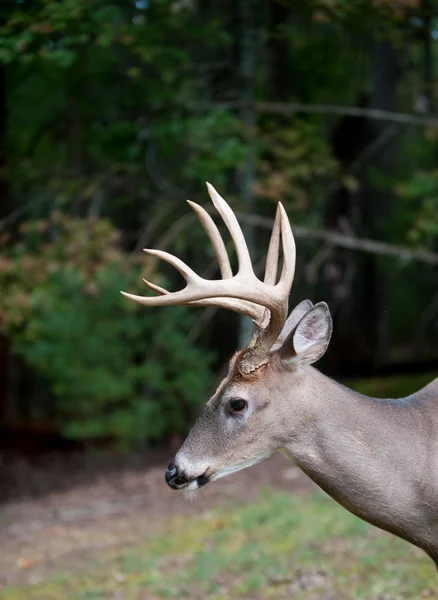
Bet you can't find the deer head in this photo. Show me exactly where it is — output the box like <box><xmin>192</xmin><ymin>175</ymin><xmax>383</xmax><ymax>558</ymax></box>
<box><xmin>122</xmin><ymin>183</ymin><xmax>332</xmax><ymax>491</ymax></box>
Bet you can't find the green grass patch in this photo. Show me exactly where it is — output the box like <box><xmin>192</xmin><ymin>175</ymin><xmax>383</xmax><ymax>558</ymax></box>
<box><xmin>3</xmin><ymin>489</ymin><xmax>437</xmax><ymax>599</ymax></box>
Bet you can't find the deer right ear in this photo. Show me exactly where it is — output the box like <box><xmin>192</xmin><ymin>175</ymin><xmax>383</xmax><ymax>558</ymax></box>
<box><xmin>280</xmin><ymin>302</ymin><xmax>332</xmax><ymax>367</ymax></box>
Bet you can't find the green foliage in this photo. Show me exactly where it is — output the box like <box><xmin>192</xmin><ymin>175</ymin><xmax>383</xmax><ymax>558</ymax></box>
<box><xmin>0</xmin><ymin>0</ymin><xmax>247</xmax><ymax>267</ymax></box>
<box><xmin>396</xmin><ymin>170</ymin><xmax>438</xmax><ymax>246</ymax></box>
<box><xmin>255</xmin><ymin>120</ymin><xmax>341</xmax><ymax>215</ymax></box>
<box><xmin>0</xmin><ymin>215</ymin><xmax>214</xmax><ymax>445</ymax></box>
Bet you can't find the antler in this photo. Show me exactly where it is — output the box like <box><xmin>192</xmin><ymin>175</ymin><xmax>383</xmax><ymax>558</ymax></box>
<box><xmin>121</xmin><ymin>183</ymin><xmax>296</xmax><ymax>373</ymax></box>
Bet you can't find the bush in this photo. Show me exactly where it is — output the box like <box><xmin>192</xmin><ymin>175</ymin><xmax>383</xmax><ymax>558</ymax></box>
<box><xmin>0</xmin><ymin>215</ymin><xmax>214</xmax><ymax>446</ymax></box>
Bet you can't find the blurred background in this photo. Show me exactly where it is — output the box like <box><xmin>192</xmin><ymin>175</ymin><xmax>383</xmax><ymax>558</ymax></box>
<box><xmin>1</xmin><ymin>0</ymin><xmax>438</xmax><ymax>597</ymax></box>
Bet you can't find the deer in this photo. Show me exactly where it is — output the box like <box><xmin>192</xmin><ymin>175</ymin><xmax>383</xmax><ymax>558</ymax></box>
<box><xmin>122</xmin><ymin>183</ymin><xmax>438</xmax><ymax>569</ymax></box>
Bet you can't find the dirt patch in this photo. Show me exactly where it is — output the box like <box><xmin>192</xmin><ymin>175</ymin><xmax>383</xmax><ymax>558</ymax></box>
<box><xmin>0</xmin><ymin>450</ymin><xmax>316</xmax><ymax>587</ymax></box>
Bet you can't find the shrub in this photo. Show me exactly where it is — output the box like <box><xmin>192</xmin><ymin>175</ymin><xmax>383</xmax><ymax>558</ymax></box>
<box><xmin>0</xmin><ymin>214</ymin><xmax>214</xmax><ymax>446</ymax></box>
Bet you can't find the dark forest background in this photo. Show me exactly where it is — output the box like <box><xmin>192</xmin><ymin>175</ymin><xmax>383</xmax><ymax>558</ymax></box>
<box><xmin>0</xmin><ymin>0</ymin><xmax>437</xmax><ymax>452</ymax></box>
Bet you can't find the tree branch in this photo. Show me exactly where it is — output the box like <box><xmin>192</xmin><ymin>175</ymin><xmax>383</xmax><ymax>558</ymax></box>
<box><xmin>254</xmin><ymin>101</ymin><xmax>438</xmax><ymax>128</ymax></box>
<box><xmin>193</xmin><ymin>100</ymin><xmax>438</xmax><ymax>128</ymax></box>
<box><xmin>141</xmin><ymin>209</ymin><xmax>438</xmax><ymax>266</ymax></box>
<box><xmin>239</xmin><ymin>213</ymin><xmax>438</xmax><ymax>266</ymax></box>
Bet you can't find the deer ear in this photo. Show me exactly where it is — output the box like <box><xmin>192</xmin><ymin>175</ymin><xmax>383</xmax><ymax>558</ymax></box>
<box><xmin>271</xmin><ymin>299</ymin><xmax>313</xmax><ymax>351</ymax></box>
<box><xmin>280</xmin><ymin>302</ymin><xmax>332</xmax><ymax>367</ymax></box>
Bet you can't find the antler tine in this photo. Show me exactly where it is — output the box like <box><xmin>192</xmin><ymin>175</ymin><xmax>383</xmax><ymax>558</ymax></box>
<box><xmin>238</xmin><ymin>203</ymin><xmax>296</xmax><ymax>374</ymax></box>
<box><xmin>263</xmin><ymin>204</ymin><xmax>281</xmax><ymax>286</ymax></box>
<box><xmin>277</xmin><ymin>203</ymin><xmax>296</xmax><ymax>292</ymax></box>
<box><xmin>143</xmin><ymin>279</ymin><xmax>169</xmax><ymax>295</ymax></box>
<box><xmin>206</xmin><ymin>182</ymin><xmax>254</xmax><ymax>276</ymax></box>
<box><xmin>121</xmin><ymin>247</ymin><xmax>204</xmax><ymax>304</ymax></box>
<box><xmin>143</xmin><ymin>249</ymin><xmax>200</xmax><ymax>283</ymax></box>
<box><xmin>186</xmin><ymin>200</ymin><xmax>233</xmax><ymax>280</ymax></box>
<box><xmin>140</xmin><ymin>201</ymin><xmax>263</xmax><ymax>321</ymax></box>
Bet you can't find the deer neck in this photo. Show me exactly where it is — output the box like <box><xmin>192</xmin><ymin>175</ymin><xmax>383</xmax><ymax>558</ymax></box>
<box><xmin>279</xmin><ymin>367</ymin><xmax>436</xmax><ymax>545</ymax></box>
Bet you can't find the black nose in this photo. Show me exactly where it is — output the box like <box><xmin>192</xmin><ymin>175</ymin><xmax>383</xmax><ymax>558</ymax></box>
<box><xmin>165</xmin><ymin>460</ymin><xmax>188</xmax><ymax>490</ymax></box>
<box><xmin>166</xmin><ymin>460</ymin><xmax>177</xmax><ymax>481</ymax></box>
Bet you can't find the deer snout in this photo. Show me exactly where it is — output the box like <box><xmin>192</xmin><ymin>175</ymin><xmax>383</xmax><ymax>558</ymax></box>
<box><xmin>165</xmin><ymin>459</ymin><xmax>210</xmax><ymax>490</ymax></box>
<box><xmin>165</xmin><ymin>460</ymin><xmax>181</xmax><ymax>489</ymax></box>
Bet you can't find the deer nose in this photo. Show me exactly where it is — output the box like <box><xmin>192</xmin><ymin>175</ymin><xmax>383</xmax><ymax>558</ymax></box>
<box><xmin>165</xmin><ymin>460</ymin><xmax>187</xmax><ymax>489</ymax></box>
<box><xmin>166</xmin><ymin>461</ymin><xmax>177</xmax><ymax>479</ymax></box>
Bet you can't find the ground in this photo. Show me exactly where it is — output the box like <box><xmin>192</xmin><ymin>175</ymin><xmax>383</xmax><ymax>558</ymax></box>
<box><xmin>1</xmin><ymin>450</ymin><xmax>437</xmax><ymax>599</ymax></box>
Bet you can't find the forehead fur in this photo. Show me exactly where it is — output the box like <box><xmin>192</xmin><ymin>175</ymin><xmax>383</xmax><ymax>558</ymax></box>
<box><xmin>208</xmin><ymin>350</ymin><xmax>275</xmax><ymax>407</ymax></box>
<box><xmin>211</xmin><ymin>351</ymin><xmax>264</xmax><ymax>401</ymax></box>
<box><xmin>228</xmin><ymin>350</ymin><xmax>269</xmax><ymax>384</ymax></box>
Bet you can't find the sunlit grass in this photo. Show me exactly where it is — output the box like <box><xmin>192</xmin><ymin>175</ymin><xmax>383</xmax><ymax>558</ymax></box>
<box><xmin>3</xmin><ymin>488</ymin><xmax>437</xmax><ymax>599</ymax></box>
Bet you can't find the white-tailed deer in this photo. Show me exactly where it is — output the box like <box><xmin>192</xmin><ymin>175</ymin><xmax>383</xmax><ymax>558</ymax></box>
<box><xmin>122</xmin><ymin>183</ymin><xmax>438</xmax><ymax>569</ymax></box>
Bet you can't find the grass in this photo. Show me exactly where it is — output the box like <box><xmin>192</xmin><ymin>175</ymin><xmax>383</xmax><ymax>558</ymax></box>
<box><xmin>3</xmin><ymin>488</ymin><xmax>437</xmax><ymax>600</ymax></box>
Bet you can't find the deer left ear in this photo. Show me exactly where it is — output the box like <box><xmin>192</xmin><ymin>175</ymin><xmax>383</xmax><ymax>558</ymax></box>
<box><xmin>280</xmin><ymin>302</ymin><xmax>333</xmax><ymax>367</ymax></box>
<box><xmin>271</xmin><ymin>299</ymin><xmax>313</xmax><ymax>352</ymax></box>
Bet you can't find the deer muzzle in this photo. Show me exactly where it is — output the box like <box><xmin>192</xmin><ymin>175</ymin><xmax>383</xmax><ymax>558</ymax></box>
<box><xmin>165</xmin><ymin>459</ymin><xmax>209</xmax><ymax>490</ymax></box>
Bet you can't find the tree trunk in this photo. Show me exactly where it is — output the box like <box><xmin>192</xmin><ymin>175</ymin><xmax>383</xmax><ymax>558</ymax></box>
<box><xmin>323</xmin><ymin>39</ymin><xmax>399</xmax><ymax>376</ymax></box>
<box><xmin>364</xmin><ymin>39</ymin><xmax>399</xmax><ymax>368</ymax></box>
<box><xmin>0</xmin><ymin>63</ymin><xmax>10</xmax><ymax>424</ymax></box>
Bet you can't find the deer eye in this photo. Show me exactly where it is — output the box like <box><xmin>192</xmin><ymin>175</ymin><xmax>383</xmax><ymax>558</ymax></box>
<box><xmin>228</xmin><ymin>398</ymin><xmax>248</xmax><ymax>413</ymax></box>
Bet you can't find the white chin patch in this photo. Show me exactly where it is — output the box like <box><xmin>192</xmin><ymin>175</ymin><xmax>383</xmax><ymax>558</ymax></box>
<box><xmin>211</xmin><ymin>454</ymin><xmax>269</xmax><ymax>482</ymax></box>
<box><xmin>184</xmin><ymin>480</ymin><xmax>200</xmax><ymax>491</ymax></box>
